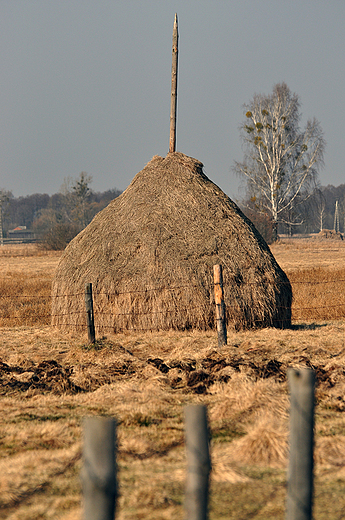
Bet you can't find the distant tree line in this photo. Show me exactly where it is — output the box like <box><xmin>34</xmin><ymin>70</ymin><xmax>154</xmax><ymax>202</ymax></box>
<box><xmin>0</xmin><ymin>173</ymin><xmax>122</xmax><ymax>249</ymax></box>
<box><xmin>240</xmin><ymin>183</ymin><xmax>345</xmax><ymax>243</ymax></box>
<box><xmin>1</xmin><ymin>164</ymin><xmax>344</xmax><ymax>250</ymax></box>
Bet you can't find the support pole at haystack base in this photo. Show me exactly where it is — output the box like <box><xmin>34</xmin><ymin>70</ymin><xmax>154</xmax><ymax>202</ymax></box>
<box><xmin>286</xmin><ymin>368</ymin><xmax>315</xmax><ymax>520</ymax></box>
<box><xmin>169</xmin><ymin>13</ymin><xmax>178</xmax><ymax>153</ymax></box>
<box><xmin>214</xmin><ymin>264</ymin><xmax>227</xmax><ymax>347</ymax></box>
<box><xmin>81</xmin><ymin>416</ymin><xmax>117</xmax><ymax>520</ymax></box>
<box><xmin>184</xmin><ymin>405</ymin><xmax>211</xmax><ymax>520</ymax></box>
<box><xmin>85</xmin><ymin>283</ymin><xmax>96</xmax><ymax>344</ymax></box>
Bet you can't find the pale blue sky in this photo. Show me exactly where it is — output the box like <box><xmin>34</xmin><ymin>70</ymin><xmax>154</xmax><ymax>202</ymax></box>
<box><xmin>1</xmin><ymin>1</ymin><xmax>344</xmax><ymax>197</ymax></box>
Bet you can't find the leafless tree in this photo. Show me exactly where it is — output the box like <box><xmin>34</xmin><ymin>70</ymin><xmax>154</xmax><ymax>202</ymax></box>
<box><xmin>60</xmin><ymin>172</ymin><xmax>93</xmax><ymax>228</ymax></box>
<box><xmin>234</xmin><ymin>83</ymin><xmax>325</xmax><ymax>240</ymax></box>
<box><xmin>0</xmin><ymin>189</ymin><xmax>12</xmax><ymax>245</ymax></box>
<box><xmin>313</xmin><ymin>188</ymin><xmax>326</xmax><ymax>232</ymax></box>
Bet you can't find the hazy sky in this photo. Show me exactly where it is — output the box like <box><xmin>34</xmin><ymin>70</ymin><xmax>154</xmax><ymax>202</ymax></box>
<box><xmin>1</xmin><ymin>1</ymin><xmax>344</xmax><ymax>198</ymax></box>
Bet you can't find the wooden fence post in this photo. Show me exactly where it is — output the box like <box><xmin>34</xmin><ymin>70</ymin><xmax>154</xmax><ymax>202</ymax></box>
<box><xmin>85</xmin><ymin>283</ymin><xmax>95</xmax><ymax>344</ymax></box>
<box><xmin>184</xmin><ymin>404</ymin><xmax>211</xmax><ymax>520</ymax></box>
<box><xmin>286</xmin><ymin>368</ymin><xmax>315</xmax><ymax>520</ymax></box>
<box><xmin>213</xmin><ymin>264</ymin><xmax>227</xmax><ymax>347</ymax></box>
<box><xmin>81</xmin><ymin>417</ymin><xmax>117</xmax><ymax>520</ymax></box>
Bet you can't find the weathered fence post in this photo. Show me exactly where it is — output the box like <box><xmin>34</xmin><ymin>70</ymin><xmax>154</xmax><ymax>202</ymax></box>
<box><xmin>81</xmin><ymin>417</ymin><xmax>117</xmax><ymax>520</ymax></box>
<box><xmin>184</xmin><ymin>404</ymin><xmax>211</xmax><ymax>520</ymax></box>
<box><xmin>85</xmin><ymin>283</ymin><xmax>95</xmax><ymax>344</ymax></box>
<box><xmin>213</xmin><ymin>264</ymin><xmax>227</xmax><ymax>347</ymax></box>
<box><xmin>286</xmin><ymin>368</ymin><xmax>315</xmax><ymax>520</ymax></box>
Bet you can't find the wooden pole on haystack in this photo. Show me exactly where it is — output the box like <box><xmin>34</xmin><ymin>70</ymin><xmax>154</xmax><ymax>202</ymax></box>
<box><xmin>169</xmin><ymin>13</ymin><xmax>179</xmax><ymax>153</ymax></box>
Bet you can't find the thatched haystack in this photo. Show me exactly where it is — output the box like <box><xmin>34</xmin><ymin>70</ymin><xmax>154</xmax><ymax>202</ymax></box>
<box><xmin>315</xmin><ymin>229</ymin><xmax>344</xmax><ymax>240</ymax></box>
<box><xmin>52</xmin><ymin>152</ymin><xmax>292</xmax><ymax>333</ymax></box>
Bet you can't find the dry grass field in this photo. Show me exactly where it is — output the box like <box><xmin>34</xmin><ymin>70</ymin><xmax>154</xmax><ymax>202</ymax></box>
<box><xmin>0</xmin><ymin>240</ymin><xmax>345</xmax><ymax>519</ymax></box>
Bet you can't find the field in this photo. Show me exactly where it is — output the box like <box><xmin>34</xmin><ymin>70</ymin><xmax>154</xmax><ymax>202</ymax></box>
<box><xmin>0</xmin><ymin>240</ymin><xmax>345</xmax><ymax>519</ymax></box>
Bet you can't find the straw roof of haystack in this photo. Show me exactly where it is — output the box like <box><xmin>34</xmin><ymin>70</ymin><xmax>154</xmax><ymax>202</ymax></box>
<box><xmin>51</xmin><ymin>152</ymin><xmax>292</xmax><ymax>333</ymax></box>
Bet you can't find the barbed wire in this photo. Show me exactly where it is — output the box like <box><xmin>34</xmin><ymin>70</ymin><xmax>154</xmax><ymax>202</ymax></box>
<box><xmin>1</xmin><ymin>274</ymin><xmax>345</xmax><ymax>330</ymax></box>
<box><xmin>1</xmin><ymin>301</ymin><xmax>345</xmax><ymax>322</ymax></box>
<box><xmin>1</xmin><ymin>277</ymin><xmax>345</xmax><ymax>301</ymax></box>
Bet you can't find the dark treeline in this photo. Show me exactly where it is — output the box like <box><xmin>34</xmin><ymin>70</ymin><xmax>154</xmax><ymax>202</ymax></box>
<box><xmin>1</xmin><ymin>173</ymin><xmax>122</xmax><ymax>249</ymax></box>
<box><xmin>3</xmin><ymin>189</ymin><xmax>122</xmax><ymax>232</ymax></box>
<box><xmin>240</xmin><ymin>183</ymin><xmax>345</xmax><ymax>243</ymax></box>
<box><xmin>300</xmin><ymin>184</ymin><xmax>345</xmax><ymax>234</ymax></box>
<box><xmin>1</xmin><ymin>177</ymin><xmax>344</xmax><ymax>248</ymax></box>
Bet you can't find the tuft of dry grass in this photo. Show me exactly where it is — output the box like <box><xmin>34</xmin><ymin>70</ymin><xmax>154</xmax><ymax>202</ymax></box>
<box><xmin>228</xmin><ymin>414</ymin><xmax>288</xmax><ymax>468</ymax></box>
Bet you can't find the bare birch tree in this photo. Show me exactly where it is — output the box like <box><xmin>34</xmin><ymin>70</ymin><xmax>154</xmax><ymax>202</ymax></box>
<box><xmin>313</xmin><ymin>188</ymin><xmax>326</xmax><ymax>232</ymax></box>
<box><xmin>234</xmin><ymin>83</ymin><xmax>325</xmax><ymax>240</ymax></box>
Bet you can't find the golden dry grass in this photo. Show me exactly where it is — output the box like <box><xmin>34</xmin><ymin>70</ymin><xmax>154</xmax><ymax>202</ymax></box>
<box><xmin>0</xmin><ymin>246</ymin><xmax>59</xmax><ymax>327</ymax></box>
<box><xmin>1</xmin><ymin>240</ymin><xmax>345</xmax><ymax>328</ymax></box>
<box><xmin>271</xmin><ymin>239</ymin><xmax>345</xmax><ymax>322</ymax></box>
<box><xmin>270</xmin><ymin>238</ymin><xmax>345</xmax><ymax>271</ymax></box>
<box><xmin>1</xmin><ymin>240</ymin><xmax>345</xmax><ymax>519</ymax></box>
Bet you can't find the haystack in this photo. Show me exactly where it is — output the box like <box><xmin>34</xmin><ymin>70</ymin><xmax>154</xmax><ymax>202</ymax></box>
<box><xmin>315</xmin><ymin>229</ymin><xmax>344</xmax><ymax>240</ymax></box>
<box><xmin>51</xmin><ymin>152</ymin><xmax>292</xmax><ymax>333</ymax></box>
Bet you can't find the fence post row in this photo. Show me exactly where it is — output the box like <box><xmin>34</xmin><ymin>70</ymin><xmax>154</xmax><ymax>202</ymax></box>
<box><xmin>213</xmin><ymin>264</ymin><xmax>227</xmax><ymax>347</ymax></box>
<box><xmin>286</xmin><ymin>368</ymin><xmax>315</xmax><ymax>520</ymax></box>
<box><xmin>81</xmin><ymin>378</ymin><xmax>316</xmax><ymax>520</ymax></box>
<box><xmin>184</xmin><ymin>404</ymin><xmax>211</xmax><ymax>520</ymax></box>
<box><xmin>81</xmin><ymin>417</ymin><xmax>118</xmax><ymax>520</ymax></box>
<box><xmin>85</xmin><ymin>283</ymin><xmax>96</xmax><ymax>344</ymax></box>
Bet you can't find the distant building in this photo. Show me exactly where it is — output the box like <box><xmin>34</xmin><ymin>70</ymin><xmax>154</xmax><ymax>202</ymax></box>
<box><xmin>8</xmin><ymin>226</ymin><xmax>35</xmax><ymax>240</ymax></box>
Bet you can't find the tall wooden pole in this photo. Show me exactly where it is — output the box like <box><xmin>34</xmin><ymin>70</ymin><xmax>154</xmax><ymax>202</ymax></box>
<box><xmin>169</xmin><ymin>13</ymin><xmax>178</xmax><ymax>153</ymax></box>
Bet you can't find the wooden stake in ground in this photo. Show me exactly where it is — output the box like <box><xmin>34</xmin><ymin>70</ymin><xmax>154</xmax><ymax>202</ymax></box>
<box><xmin>286</xmin><ymin>368</ymin><xmax>315</xmax><ymax>520</ymax></box>
<box><xmin>184</xmin><ymin>405</ymin><xmax>211</xmax><ymax>520</ymax></box>
<box><xmin>169</xmin><ymin>13</ymin><xmax>178</xmax><ymax>153</ymax></box>
<box><xmin>85</xmin><ymin>283</ymin><xmax>96</xmax><ymax>344</ymax></box>
<box><xmin>214</xmin><ymin>264</ymin><xmax>227</xmax><ymax>347</ymax></box>
<box><xmin>81</xmin><ymin>417</ymin><xmax>117</xmax><ymax>520</ymax></box>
